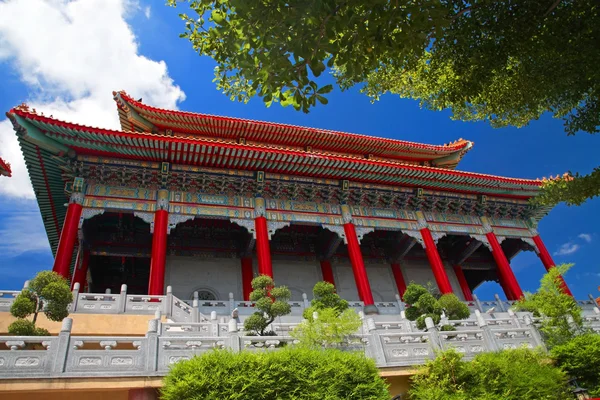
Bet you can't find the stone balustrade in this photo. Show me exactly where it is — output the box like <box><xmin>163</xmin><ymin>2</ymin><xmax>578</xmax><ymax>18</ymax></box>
<box><xmin>0</xmin><ymin>306</ymin><xmax>562</xmax><ymax>380</ymax></box>
<box><xmin>1</xmin><ymin>281</ymin><xmax>599</xmax><ymax>328</ymax></box>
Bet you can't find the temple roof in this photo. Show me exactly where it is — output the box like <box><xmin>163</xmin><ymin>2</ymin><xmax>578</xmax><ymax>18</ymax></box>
<box><xmin>114</xmin><ymin>91</ymin><xmax>473</xmax><ymax>169</ymax></box>
<box><xmin>0</xmin><ymin>157</ymin><xmax>11</xmax><ymax>177</ymax></box>
<box><xmin>6</xmin><ymin>97</ymin><xmax>547</xmax><ymax>256</ymax></box>
<box><xmin>6</xmin><ymin>104</ymin><xmax>543</xmax><ymax>199</ymax></box>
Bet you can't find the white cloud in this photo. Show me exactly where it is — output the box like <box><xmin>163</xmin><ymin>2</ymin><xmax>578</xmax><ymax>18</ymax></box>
<box><xmin>0</xmin><ymin>0</ymin><xmax>185</xmax><ymax>199</ymax></box>
<box><xmin>144</xmin><ymin>5</ymin><xmax>151</xmax><ymax>19</ymax></box>
<box><xmin>553</xmin><ymin>242</ymin><xmax>580</xmax><ymax>256</ymax></box>
<box><xmin>0</xmin><ymin>206</ymin><xmax>51</xmax><ymax>256</ymax></box>
<box><xmin>578</xmin><ymin>233</ymin><xmax>592</xmax><ymax>243</ymax></box>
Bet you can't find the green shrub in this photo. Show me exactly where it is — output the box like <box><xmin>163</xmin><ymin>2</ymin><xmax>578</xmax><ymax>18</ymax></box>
<box><xmin>8</xmin><ymin>319</ymin><xmax>37</xmax><ymax>336</ymax></box>
<box><xmin>161</xmin><ymin>348</ymin><xmax>389</xmax><ymax>400</ymax></box>
<box><xmin>292</xmin><ymin>307</ymin><xmax>361</xmax><ymax>348</ymax></box>
<box><xmin>410</xmin><ymin>348</ymin><xmax>570</xmax><ymax>400</ymax></box>
<box><xmin>551</xmin><ymin>334</ymin><xmax>600</xmax><ymax>396</ymax></box>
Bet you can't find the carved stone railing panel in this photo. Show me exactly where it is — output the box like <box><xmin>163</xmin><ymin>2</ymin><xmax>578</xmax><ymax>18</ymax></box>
<box><xmin>378</xmin><ymin>332</ymin><xmax>435</xmax><ymax>367</ymax></box>
<box><xmin>65</xmin><ymin>337</ymin><xmax>145</xmax><ymax>374</ymax></box>
<box><xmin>157</xmin><ymin>336</ymin><xmax>226</xmax><ymax>372</ymax></box>
<box><xmin>0</xmin><ymin>337</ymin><xmax>56</xmax><ymax>377</ymax></box>
<box><xmin>0</xmin><ymin>291</ymin><xmax>20</xmax><ymax>311</ymax></box>
<box><xmin>74</xmin><ymin>293</ymin><xmax>120</xmax><ymax>314</ymax></box>
<box><xmin>438</xmin><ymin>329</ymin><xmax>487</xmax><ymax>360</ymax></box>
<box><xmin>171</xmin><ymin>297</ymin><xmax>194</xmax><ymax>323</ymax></box>
<box><xmin>490</xmin><ymin>328</ymin><xmax>538</xmax><ymax>350</ymax></box>
<box><xmin>161</xmin><ymin>323</ymin><xmax>218</xmax><ymax>337</ymax></box>
<box><xmin>125</xmin><ymin>295</ymin><xmax>165</xmax><ymax>314</ymax></box>
<box><xmin>374</xmin><ymin>302</ymin><xmax>399</xmax><ymax>315</ymax></box>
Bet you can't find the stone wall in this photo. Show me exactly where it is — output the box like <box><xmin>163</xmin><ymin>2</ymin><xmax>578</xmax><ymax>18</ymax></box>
<box><xmin>164</xmin><ymin>255</ymin><xmax>466</xmax><ymax>302</ymax></box>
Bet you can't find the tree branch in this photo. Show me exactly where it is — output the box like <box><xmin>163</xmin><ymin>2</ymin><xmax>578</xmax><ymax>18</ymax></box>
<box><xmin>543</xmin><ymin>0</ymin><xmax>562</xmax><ymax>17</ymax></box>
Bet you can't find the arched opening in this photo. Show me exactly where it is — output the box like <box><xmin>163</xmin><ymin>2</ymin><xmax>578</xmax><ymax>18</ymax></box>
<box><xmin>82</xmin><ymin>212</ymin><xmax>152</xmax><ymax>294</ymax></box>
<box><xmin>269</xmin><ymin>223</ymin><xmax>334</xmax><ymax>300</ymax></box>
<box><xmin>166</xmin><ymin>217</ymin><xmax>251</xmax><ymax>301</ymax></box>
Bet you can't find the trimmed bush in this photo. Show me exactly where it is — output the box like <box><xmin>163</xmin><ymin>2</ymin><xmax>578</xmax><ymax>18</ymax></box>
<box><xmin>161</xmin><ymin>348</ymin><xmax>389</xmax><ymax>400</ymax></box>
<box><xmin>410</xmin><ymin>348</ymin><xmax>570</xmax><ymax>400</ymax></box>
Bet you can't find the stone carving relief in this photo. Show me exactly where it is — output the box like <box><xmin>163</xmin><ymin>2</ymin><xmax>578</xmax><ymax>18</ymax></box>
<box><xmin>355</xmin><ymin>227</ymin><xmax>374</xmax><ymax>243</ymax></box>
<box><xmin>79</xmin><ymin>208</ymin><xmax>105</xmax><ymax>228</ymax></box>
<box><xmin>134</xmin><ymin>212</ymin><xmax>155</xmax><ymax>233</ymax></box>
<box><xmin>111</xmin><ymin>357</ymin><xmax>133</xmax><ymax>366</ymax></box>
<box><xmin>321</xmin><ymin>224</ymin><xmax>347</xmax><ymax>244</ymax></box>
<box><xmin>79</xmin><ymin>357</ymin><xmax>102</xmax><ymax>366</ymax></box>
<box><xmin>167</xmin><ymin>214</ymin><xmax>195</xmax><ymax>234</ymax></box>
<box><xmin>471</xmin><ymin>235</ymin><xmax>492</xmax><ymax>251</ymax></box>
<box><xmin>403</xmin><ymin>230</ymin><xmax>425</xmax><ymax>248</ymax></box>
<box><xmin>231</xmin><ymin>218</ymin><xmax>256</xmax><ymax>239</ymax></box>
<box><xmin>430</xmin><ymin>231</ymin><xmax>447</xmax><ymax>245</ymax></box>
<box><xmin>15</xmin><ymin>357</ymin><xmax>40</xmax><ymax>367</ymax></box>
<box><xmin>390</xmin><ymin>348</ymin><xmax>408</xmax><ymax>357</ymax></box>
<box><xmin>267</xmin><ymin>221</ymin><xmax>291</xmax><ymax>240</ymax></box>
<box><xmin>521</xmin><ymin>238</ymin><xmax>539</xmax><ymax>254</ymax></box>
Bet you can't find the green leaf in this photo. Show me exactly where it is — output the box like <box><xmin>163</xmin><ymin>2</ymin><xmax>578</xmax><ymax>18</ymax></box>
<box><xmin>317</xmin><ymin>84</ymin><xmax>333</xmax><ymax>94</ymax></box>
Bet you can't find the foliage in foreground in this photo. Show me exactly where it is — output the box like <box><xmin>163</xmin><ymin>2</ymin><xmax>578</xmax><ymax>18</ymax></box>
<box><xmin>161</xmin><ymin>348</ymin><xmax>389</xmax><ymax>400</ymax></box>
<box><xmin>167</xmin><ymin>0</ymin><xmax>599</xmax><ymax>207</ymax></box>
<box><xmin>403</xmin><ymin>283</ymin><xmax>469</xmax><ymax>330</ymax></box>
<box><xmin>293</xmin><ymin>281</ymin><xmax>361</xmax><ymax>348</ymax></box>
<box><xmin>515</xmin><ymin>264</ymin><xmax>584</xmax><ymax>348</ymax></box>
<box><xmin>9</xmin><ymin>271</ymin><xmax>72</xmax><ymax>336</ymax></box>
<box><xmin>243</xmin><ymin>275</ymin><xmax>291</xmax><ymax>336</ymax></box>
<box><xmin>410</xmin><ymin>348</ymin><xmax>570</xmax><ymax>400</ymax></box>
<box><xmin>551</xmin><ymin>334</ymin><xmax>600</xmax><ymax>397</ymax></box>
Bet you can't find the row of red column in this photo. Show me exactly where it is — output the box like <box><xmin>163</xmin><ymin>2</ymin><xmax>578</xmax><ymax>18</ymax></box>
<box><xmin>52</xmin><ymin>194</ymin><xmax>572</xmax><ymax>301</ymax></box>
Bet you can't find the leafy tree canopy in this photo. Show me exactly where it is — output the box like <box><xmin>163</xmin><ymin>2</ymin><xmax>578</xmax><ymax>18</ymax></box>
<box><xmin>551</xmin><ymin>334</ymin><xmax>600</xmax><ymax>397</ymax></box>
<box><xmin>161</xmin><ymin>348</ymin><xmax>390</xmax><ymax>400</ymax></box>
<box><xmin>293</xmin><ymin>281</ymin><xmax>360</xmax><ymax>348</ymax></box>
<box><xmin>515</xmin><ymin>264</ymin><xmax>584</xmax><ymax>348</ymax></box>
<box><xmin>403</xmin><ymin>283</ymin><xmax>469</xmax><ymax>330</ymax></box>
<box><xmin>168</xmin><ymin>0</ymin><xmax>599</xmax><ymax>206</ymax></box>
<box><xmin>243</xmin><ymin>275</ymin><xmax>291</xmax><ymax>336</ymax></box>
<box><xmin>9</xmin><ymin>271</ymin><xmax>72</xmax><ymax>336</ymax></box>
<box><xmin>410</xmin><ymin>348</ymin><xmax>570</xmax><ymax>400</ymax></box>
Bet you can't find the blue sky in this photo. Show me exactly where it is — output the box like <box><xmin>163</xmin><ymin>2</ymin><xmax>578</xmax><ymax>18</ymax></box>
<box><xmin>0</xmin><ymin>0</ymin><xmax>598</xmax><ymax>300</ymax></box>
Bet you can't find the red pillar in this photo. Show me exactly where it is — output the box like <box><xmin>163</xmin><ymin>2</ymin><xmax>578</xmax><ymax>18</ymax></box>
<box><xmin>254</xmin><ymin>216</ymin><xmax>273</xmax><ymax>277</ymax></box>
<box><xmin>71</xmin><ymin>249</ymin><xmax>90</xmax><ymax>290</ymax></box>
<box><xmin>452</xmin><ymin>265</ymin><xmax>474</xmax><ymax>301</ymax></box>
<box><xmin>498</xmin><ymin>274</ymin><xmax>516</xmax><ymax>301</ymax></box>
<box><xmin>486</xmin><ymin>232</ymin><xmax>524</xmax><ymax>299</ymax></box>
<box><xmin>241</xmin><ymin>257</ymin><xmax>254</xmax><ymax>301</ymax></box>
<box><xmin>390</xmin><ymin>263</ymin><xmax>407</xmax><ymax>299</ymax></box>
<box><xmin>532</xmin><ymin>235</ymin><xmax>573</xmax><ymax>297</ymax></box>
<box><xmin>420</xmin><ymin>227</ymin><xmax>453</xmax><ymax>294</ymax></box>
<box><xmin>343</xmin><ymin>223</ymin><xmax>376</xmax><ymax>312</ymax></box>
<box><xmin>148</xmin><ymin>209</ymin><xmax>168</xmax><ymax>295</ymax></box>
<box><xmin>320</xmin><ymin>260</ymin><xmax>335</xmax><ymax>286</ymax></box>
<box><xmin>53</xmin><ymin>198</ymin><xmax>83</xmax><ymax>279</ymax></box>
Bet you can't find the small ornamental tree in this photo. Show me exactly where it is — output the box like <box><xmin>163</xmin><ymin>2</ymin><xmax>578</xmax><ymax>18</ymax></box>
<box><xmin>243</xmin><ymin>275</ymin><xmax>291</xmax><ymax>336</ymax></box>
<box><xmin>9</xmin><ymin>271</ymin><xmax>73</xmax><ymax>336</ymax></box>
<box><xmin>515</xmin><ymin>264</ymin><xmax>584</xmax><ymax>348</ymax></box>
<box><xmin>293</xmin><ymin>281</ymin><xmax>361</xmax><ymax>348</ymax></box>
<box><xmin>304</xmin><ymin>281</ymin><xmax>349</xmax><ymax>317</ymax></box>
<box><xmin>161</xmin><ymin>348</ymin><xmax>390</xmax><ymax>400</ymax></box>
<box><xmin>403</xmin><ymin>283</ymin><xmax>469</xmax><ymax>331</ymax></box>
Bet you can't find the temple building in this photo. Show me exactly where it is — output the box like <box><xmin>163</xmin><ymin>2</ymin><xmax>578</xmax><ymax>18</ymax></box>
<box><xmin>6</xmin><ymin>91</ymin><xmax>571</xmax><ymax>314</ymax></box>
